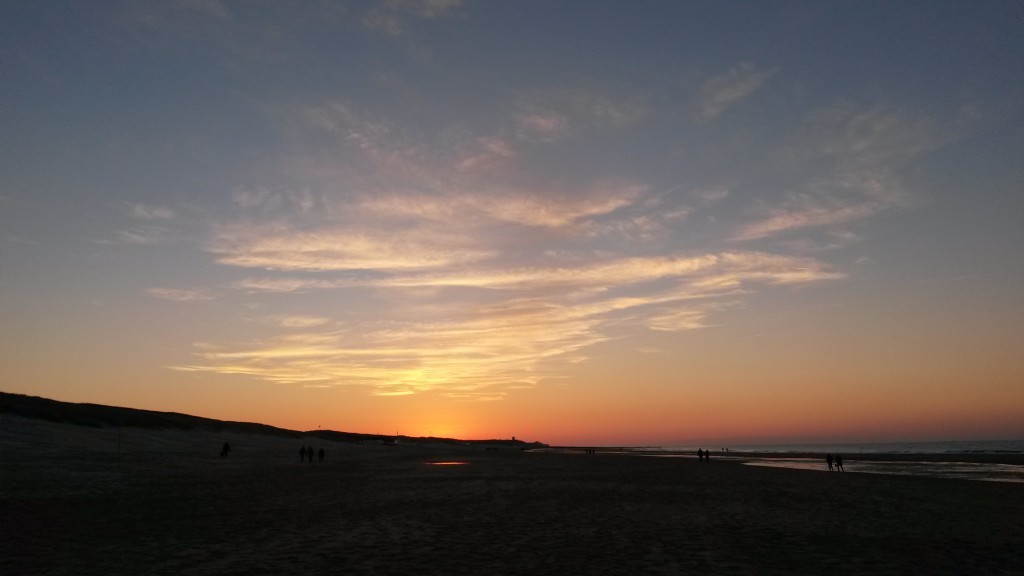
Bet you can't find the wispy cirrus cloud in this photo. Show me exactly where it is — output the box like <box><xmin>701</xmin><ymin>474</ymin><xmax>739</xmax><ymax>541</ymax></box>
<box><xmin>694</xmin><ymin>187</ymin><xmax>730</xmax><ymax>205</ymax></box>
<box><xmin>181</xmin><ymin>305</ymin><xmax>598</xmax><ymax>392</ymax></box>
<box><xmin>735</xmin><ymin>104</ymin><xmax>945</xmax><ymax>241</ymax></box>
<box><xmin>734</xmin><ymin>194</ymin><xmax>884</xmax><ymax>241</ymax></box>
<box><xmin>695</xmin><ymin>63</ymin><xmax>778</xmax><ymax>123</ymax></box>
<box><xmin>362</xmin><ymin>0</ymin><xmax>464</xmax><ymax>35</ymax></box>
<box><xmin>209</xmin><ymin>222</ymin><xmax>495</xmax><ymax>271</ymax></box>
<box><xmin>101</xmin><ymin>203</ymin><xmax>179</xmax><ymax>245</ymax></box>
<box><xmin>181</xmin><ymin>97</ymin><xmax>845</xmax><ymax>399</ymax></box>
<box><xmin>514</xmin><ymin>88</ymin><xmax>647</xmax><ymax>142</ymax></box>
<box><xmin>455</xmin><ymin>137</ymin><xmax>516</xmax><ymax>173</ymax></box>
<box><xmin>515</xmin><ymin>112</ymin><xmax>571</xmax><ymax>142</ymax></box>
<box><xmin>173</xmin><ymin>310</ymin><xmax>601</xmax><ymax>397</ymax></box>
<box><xmin>181</xmin><ymin>248</ymin><xmax>841</xmax><ymax>397</ymax></box>
<box><xmin>100</xmin><ymin>227</ymin><xmax>168</xmax><ymax>245</ymax></box>
<box><xmin>120</xmin><ymin>0</ymin><xmax>351</xmax><ymax>63</ymax></box>
<box><xmin>260</xmin><ymin>314</ymin><xmax>332</xmax><ymax>328</ymax></box>
<box><xmin>368</xmin><ymin>251</ymin><xmax>840</xmax><ymax>291</ymax></box>
<box><xmin>148</xmin><ymin>287</ymin><xmax>216</xmax><ymax>302</ymax></box>
<box><xmin>209</xmin><ymin>178</ymin><xmax>648</xmax><ymax>273</ymax></box>
<box><xmin>358</xmin><ymin>184</ymin><xmax>644</xmax><ymax>228</ymax></box>
<box><xmin>130</xmin><ymin>203</ymin><xmax>176</xmax><ymax>220</ymax></box>
<box><xmin>235</xmin><ymin>251</ymin><xmax>839</xmax><ymax>292</ymax></box>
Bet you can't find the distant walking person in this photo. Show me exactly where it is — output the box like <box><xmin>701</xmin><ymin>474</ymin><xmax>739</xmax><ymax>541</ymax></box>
<box><xmin>835</xmin><ymin>454</ymin><xmax>844</xmax><ymax>472</ymax></box>
<box><xmin>300</xmin><ymin>446</ymin><xmax>306</xmax><ymax>462</ymax></box>
<box><xmin>318</xmin><ymin>448</ymin><xmax>325</xmax><ymax>463</ymax></box>
<box><xmin>697</xmin><ymin>448</ymin><xmax>704</xmax><ymax>463</ymax></box>
<box><xmin>307</xmin><ymin>446</ymin><xmax>314</xmax><ymax>464</ymax></box>
<box><xmin>826</xmin><ymin>453</ymin><xmax>834</xmax><ymax>471</ymax></box>
<box><xmin>220</xmin><ymin>442</ymin><xmax>231</xmax><ymax>459</ymax></box>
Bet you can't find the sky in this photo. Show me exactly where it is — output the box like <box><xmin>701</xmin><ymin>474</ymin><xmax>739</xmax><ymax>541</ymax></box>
<box><xmin>2</xmin><ymin>1</ymin><xmax>1022</xmax><ymax>446</ymax></box>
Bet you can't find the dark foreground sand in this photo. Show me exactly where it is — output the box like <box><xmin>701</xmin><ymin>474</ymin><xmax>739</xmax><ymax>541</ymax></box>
<box><xmin>2</xmin><ymin>416</ymin><xmax>1022</xmax><ymax>575</ymax></box>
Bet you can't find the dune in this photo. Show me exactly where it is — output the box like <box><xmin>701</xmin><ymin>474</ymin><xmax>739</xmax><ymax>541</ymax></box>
<box><xmin>2</xmin><ymin>409</ymin><xmax>1023</xmax><ymax>575</ymax></box>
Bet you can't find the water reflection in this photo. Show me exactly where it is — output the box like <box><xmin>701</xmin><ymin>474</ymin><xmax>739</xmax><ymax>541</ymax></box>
<box><xmin>425</xmin><ymin>461</ymin><xmax>468</xmax><ymax>466</ymax></box>
<box><xmin>742</xmin><ymin>458</ymin><xmax>1024</xmax><ymax>483</ymax></box>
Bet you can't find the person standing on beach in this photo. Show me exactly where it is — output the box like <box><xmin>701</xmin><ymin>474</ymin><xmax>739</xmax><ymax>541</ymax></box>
<box><xmin>697</xmin><ymin>448</ymin><xmax>704</xmax><ymax>463</ymax></box>
<box><xmin>318</xmin><ymin>448</ymin><xmax>324</xmax><ymax>463</ymax></box>
<box><xmin>835</xmin><ymin>454</ymin><xmax>844</xmax><ymax>471</ymax></box>
<box><xmin>300</xmin><ymin>446</ymin><xmax>306</xmax><ymax>462</ymax></box>
<box><xmin>826</xmin><ymin>453</ymin><xmax>833</xmax><ymax>471</ymax></box>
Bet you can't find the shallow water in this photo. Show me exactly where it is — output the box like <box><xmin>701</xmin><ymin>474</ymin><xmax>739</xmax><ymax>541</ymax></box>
<box><xmin>624</xmin><ymin>440</ymin><xmax>1024</xmax><ymax>483</ymax></box>
<box><xmin>740</xmin><ymin>457</ymin><xmax>1024</xmax><ymax>483</ymax></box>
<box><xmin>724</xmin><ymin>439</ymin><xmax>1024</xmax><ymax>455</ymax></box>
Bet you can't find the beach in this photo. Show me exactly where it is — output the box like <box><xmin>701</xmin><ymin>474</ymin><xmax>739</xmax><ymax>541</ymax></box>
<box><xmin>3</xmin><ymin>415</ymin><xmax>1023</xmax><ymax>575</ymax></box>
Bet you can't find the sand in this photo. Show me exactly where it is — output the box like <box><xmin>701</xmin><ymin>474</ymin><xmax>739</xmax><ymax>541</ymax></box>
<box><xmin>3</xmin><ymin>415</ymin><xmax>1023</xmax><ymax>575</ymax></box>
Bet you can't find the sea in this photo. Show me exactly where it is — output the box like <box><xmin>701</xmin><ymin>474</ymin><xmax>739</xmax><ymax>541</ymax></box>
<box><xmin>652</xmin><ymin>440</ymin><xmax>1024</xmax><ymax>483</ymax></box>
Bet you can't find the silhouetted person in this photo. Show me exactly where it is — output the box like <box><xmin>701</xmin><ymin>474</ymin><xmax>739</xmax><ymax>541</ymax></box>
<box><xmin>836</xmin><ymin>454</ymin><xmax>844</xmax><ymax>472</ymax></box>
<box><xmin>697</xmin><ymin>448</ymin><xmax>703</xmax><ymax>463</ymax></box>
<box><xmin>307</xmin><ymin>446</ymin><xmax>314</xmax><ymax>464</ymax></box>
<box><xmin>826</xmin><ymin>453</ymin><xmax>834</xmax><ymax>471</ymax></box>
<box><xmin>220</xmin><ymin>442</ymin><xmax>231</xmax><ymax>459</ymax></box>
<box><xmin>300</xmin><ymin>446</ymin><xmax>306</xmax><ymax>462</ymax></box>
<box><xmin>318</xmin><ymin>448</ymin><xmax>324</xmax><ymax>463</ymax></box>
<box><xmin>705</xmin><ymin>449</ymin><xmax>710</xmax><ymax>462</ymax></box>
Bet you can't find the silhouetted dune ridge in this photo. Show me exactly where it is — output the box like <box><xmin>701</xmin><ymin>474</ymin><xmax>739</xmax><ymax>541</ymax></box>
<box><xmin>1</xmin><ymin>391</ymin><xmax>298</xmax><ymax>436</ymax></box>
<box><xmin>0</xmin><ymin>392</ymin><xmax>545</xmax><ymax>448</ymax></box>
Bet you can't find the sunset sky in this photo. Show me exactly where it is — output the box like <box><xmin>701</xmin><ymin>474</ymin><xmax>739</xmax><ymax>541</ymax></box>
<box><xmin>2</xmin><ymin>1</ymin><xmax>1022</xmax><ymax>446</ymax></box>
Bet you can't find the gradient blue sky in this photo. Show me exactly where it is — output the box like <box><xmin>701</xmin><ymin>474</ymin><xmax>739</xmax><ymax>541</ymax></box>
<box><xmin>2</xmin><ymin>1</ymin><xmax>1022</xmax><ymax>445</ymax></box>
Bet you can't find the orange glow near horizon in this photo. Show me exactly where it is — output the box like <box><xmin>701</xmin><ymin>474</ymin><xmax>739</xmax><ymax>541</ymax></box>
<box><xmin>6</xmin><ymin>312</ymin><xmax>1023</xmax><ymax>446</ymax></box>
<box><xmin>6</xmin><ymin>368</ymin><xmax>1022</xmax><ymax>446</ymax></box>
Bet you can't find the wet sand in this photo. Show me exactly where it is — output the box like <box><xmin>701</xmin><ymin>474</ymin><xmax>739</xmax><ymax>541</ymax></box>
<box><xmin>719</xmin><ymin>450</ymin><xmax>1024</xmax><ymax>465</ymax></box>
<box><xmin>3</xmin><ymin>415</ymin><xmax>1023</xmax><ymax>575</ymax></box>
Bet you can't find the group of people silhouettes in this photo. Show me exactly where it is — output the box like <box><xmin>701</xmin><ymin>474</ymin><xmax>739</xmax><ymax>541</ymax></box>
<box><xmin>826</xmin><ymin>453</ymin><xmax>844</xmax><ymax>471</ymax></box>
<box><xmin>219</xmin><ymin>442</ymin><xmax>329</xmax><ymax>463</ymax></box>
<box><xmin>696</xmin><ymin>448</ymin><xmax>711</xmax><ymax>463</ymax></box>
<box><xmin>300</xmin><ymin>446</ymin><xmax>324</xmax><ymax>463</ymax></box>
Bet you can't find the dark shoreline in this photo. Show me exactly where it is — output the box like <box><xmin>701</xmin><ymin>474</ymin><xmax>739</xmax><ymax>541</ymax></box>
<box><xmin>548</xmin><ymin>446</ymin><xmax>1024</xmax><ymax>466</ymax></box>
<box><xmin>728</xmin><ymin>451</ymin><xmax>1024</xmax><ymax>466</ymax></box>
